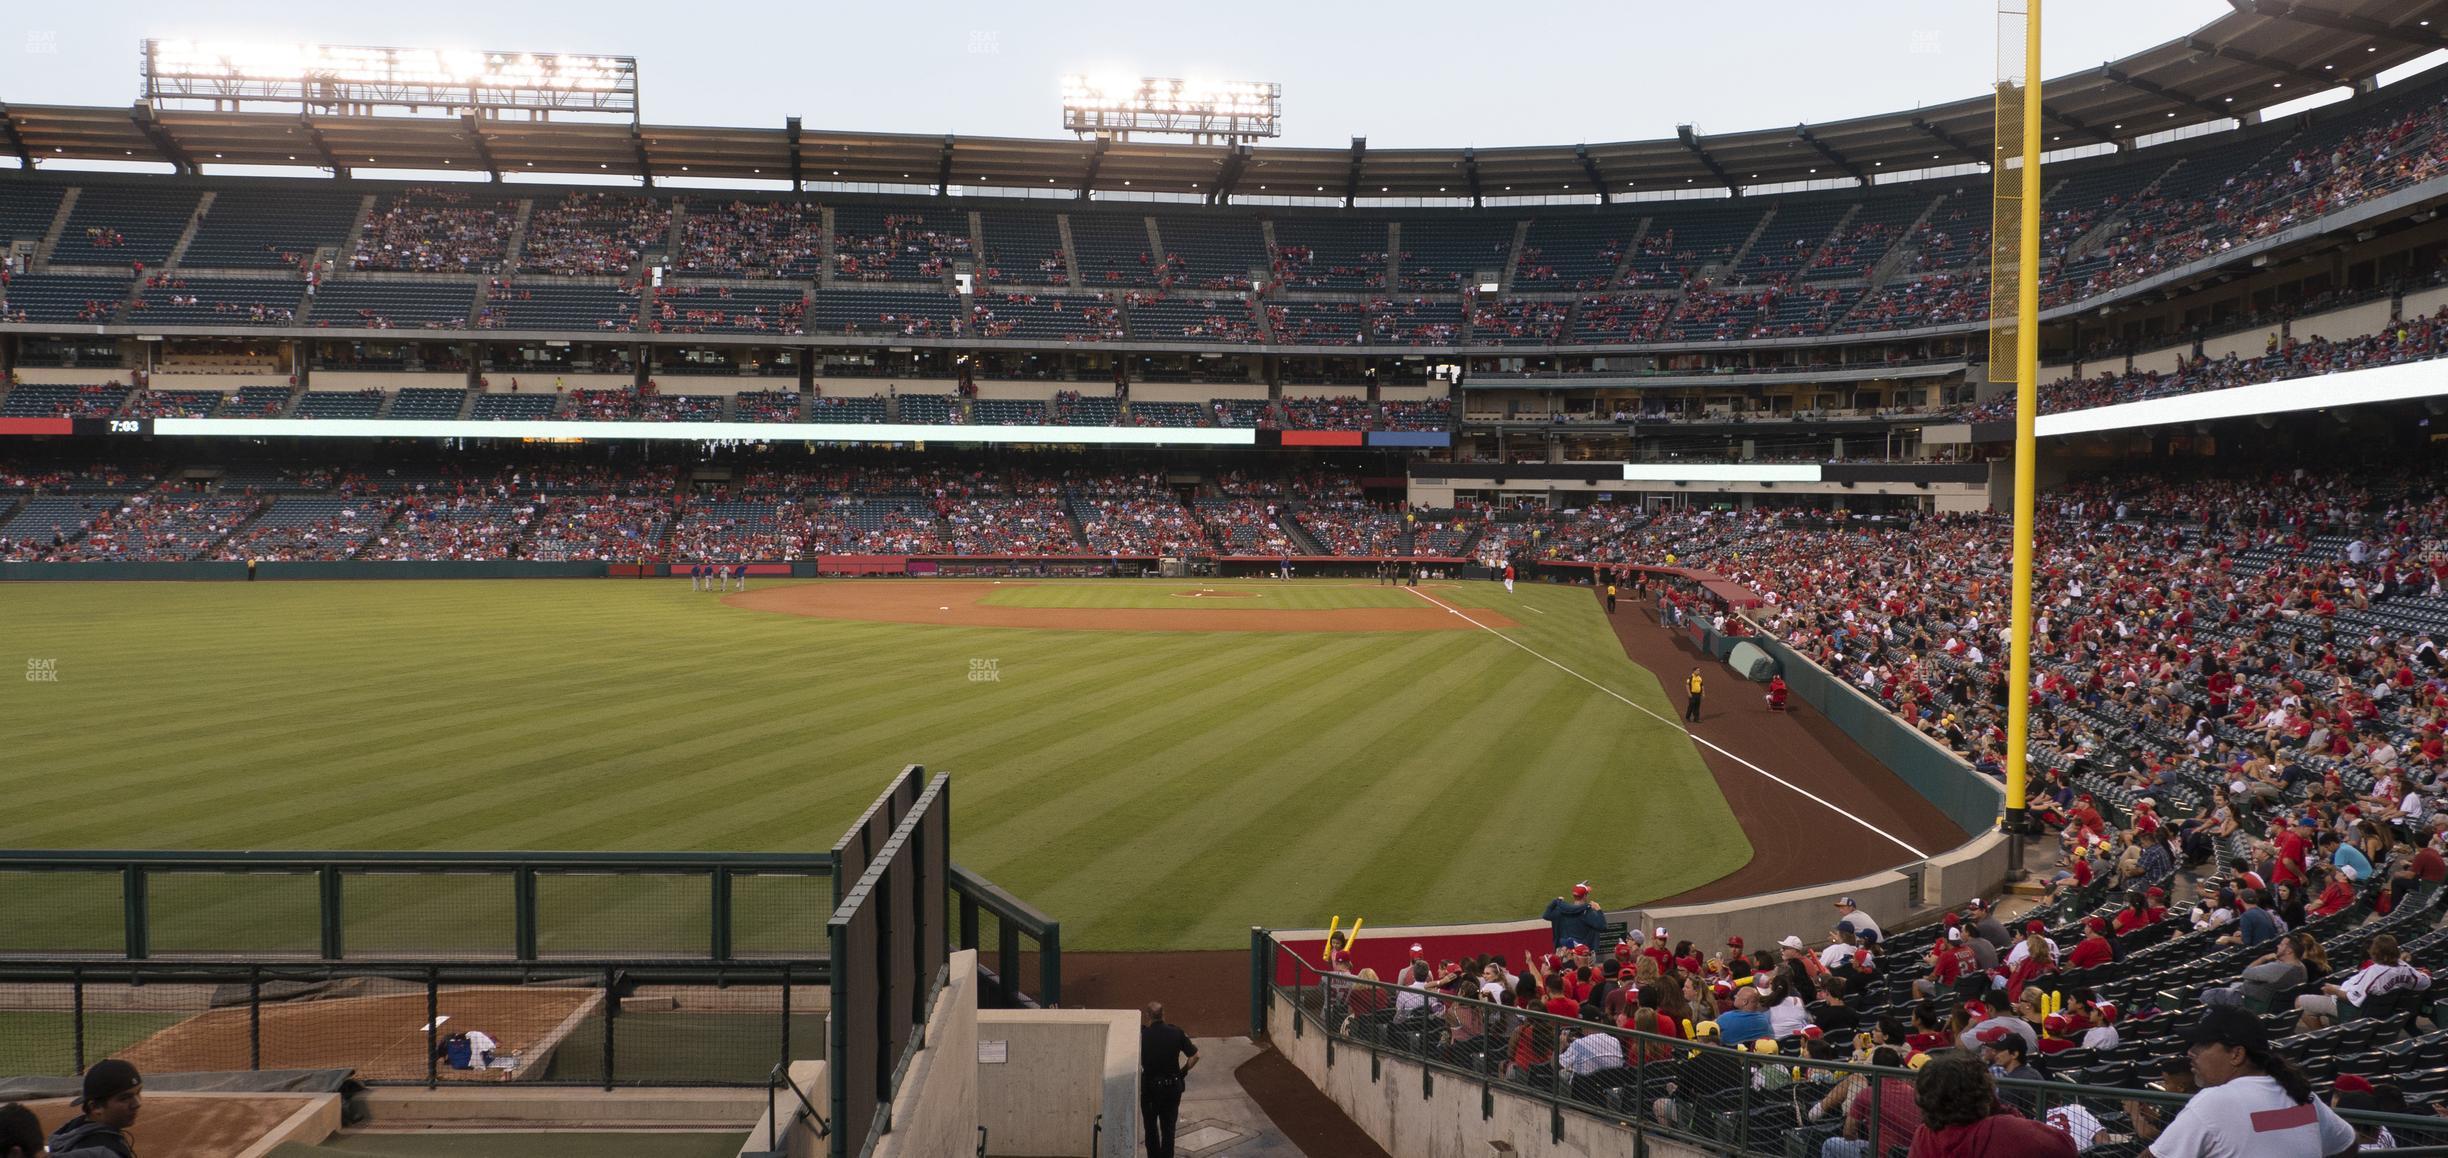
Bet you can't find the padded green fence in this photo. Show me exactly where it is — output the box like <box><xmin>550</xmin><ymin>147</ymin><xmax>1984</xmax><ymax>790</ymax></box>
<box><xmin>1744</xmin><ymin>633</ymin><xmax>2002</xmax><ymax>837</ymax></box>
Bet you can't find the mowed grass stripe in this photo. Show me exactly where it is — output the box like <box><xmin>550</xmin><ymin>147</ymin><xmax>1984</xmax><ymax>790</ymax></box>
<box><xmin>1114</xmin><ymin>637</ymin><xmax>1570</xmax><ymax>945</ymax></box>
<box><xmin>0</xmin><ymin>580</ymin><xmax>1751</xmax><ymax>949</ymax></box>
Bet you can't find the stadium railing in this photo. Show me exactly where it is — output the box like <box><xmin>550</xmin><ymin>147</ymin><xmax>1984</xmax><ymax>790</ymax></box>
<box><xmin>1252</xmin><ymin>934</ymin><xmax>2448</xmax><ymax>1156</ymax></box>
<box><xmin>0</xmin><ymin>848</ymin><xmax>835</xmax><ymax>964</ymax></box>
<box><xmin>0</xmin><ymin>958</ymin><xmax>819</xmax><ymax>1090</ymax></box>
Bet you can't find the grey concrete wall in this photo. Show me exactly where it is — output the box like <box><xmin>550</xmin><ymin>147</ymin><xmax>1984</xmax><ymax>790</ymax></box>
<box><xmin>1273</xmin><ymin>993</ymin><xmax>1715</xmax><ymax>1158</ymax></box>
<box><xmin>976</xmin><ymin>1009</ymin><xmax>1139</xmax><ymax>1158</ymax></box>
<box><xmin>1629</xmin><ymin>869</ymin><xmax>1912</xmax><ymax>964</ymax></box>
<box><xmin>873</xmin><ymin>950</ymin><xmax>980</xmax><ymax>1158</ymax></box>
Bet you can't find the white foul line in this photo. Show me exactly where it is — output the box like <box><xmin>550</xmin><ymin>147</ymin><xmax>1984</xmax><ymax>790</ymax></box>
<box><xmin>1405</xmin><ymin>586</ymin><xmax>1928</xmax><ymax>859</ymax></box>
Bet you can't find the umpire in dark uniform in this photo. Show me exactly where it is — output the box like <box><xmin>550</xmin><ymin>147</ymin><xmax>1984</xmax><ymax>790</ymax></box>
<box><xmin>1139</xmin><ymin>1002</ymin><xmax>1199</xmax><ymax>1158</ymax></box>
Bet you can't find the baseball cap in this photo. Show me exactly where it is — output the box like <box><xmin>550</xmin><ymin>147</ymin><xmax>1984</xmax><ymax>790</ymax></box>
<box><xmin>1617</xmin><ymin>966</ymin><xmax>1636</xmax><ymax>980</ymax></box>
<box><xmin>1967</xmin><ymin>898</ymin><xmax>1989</xmax><ymax>910</ymax></box>
<box><xmin>2096</xmin><ymin>1002</ymin><xmax>2118</xmax><ymax>1024</ymax></box>
<box><xmin>81</xmin><ymin>1059</ymin><xmax>140</xmax><ymax>1109</ymax></box>
<box><xmin>2182</xmin><ymin>1007</ymin><xmax>2272</xmax><ymax>1051</ymax></box>
<box><xmin>1963</xmin><ymin>1001</ymin><xmax>1990</xmax><ymax>1020</ymax></box>
<box><xmin>1726</xmin><ymin>935</ymin><xmax>1744</xmax><ymax>948</ymax></box>
<box><xmin>2084</xmin><ymin>917</ymin><xmax>2107</xmax><ymax>933</ymax></box>
<box><xmin>1947</xmin><ymin>927</ymin><xmax>1964</xmax><ymax>942</ymax></box>
<box><xmin>2026</xmin><ymin>920</ymin><xmax>2047</xmax><ymax>934</ymax></box>
<box><xmin>2146</xmin><ymin>886</ymin><xmax>2166</xmax><ymax>898</ymax></box>
<box><xmin>1652</xmin><ymin>926</ymin><xmax>1668</xmax><ymax>939</ymax></box>
<box><xmin>2335</xmin><ymin>1074</ymin><xmax>2376</xmax><ymax>1095</ymax></box>
<box><xmin>2043</xmin><ymin>1014</ymin><xmax>2068</xmax><ymax>1036</ymax></box>
<box><xmin>1778</xmin><ymin>935</ymin><xmax>1806</xmax><ymax>951</ymax></box>
<box><xmin>1834</xmin><ymin>896</ymin><xmax>1856</xmax><ymax>907</ymax></box>
<box><xmin>1613</xmin><ymin>942</ymin><xmax>1633</xmax><ymax>959</ymax></box>
<box><xmin>1800</xmin><ymin>1025</ymin><xmax>1824</xmax><ymax>1040</ymax></box>
<box><xmin>1975</xmin><ymin>1026</ymin><xmax>2016</xmax><ymax>1047</ymax></box>
<box><xmin>1410</xmin><ymin>942</ymin><xmax>1424</xmax><ymax>955</ymax></box>
<box><xmin>1571</xmin><ymin>882</ymin><xmax>1590</xmax><ymax>897</ymax></box>
<box><xmin>1573</xmin><ymin>943</ymin><xmax>1594</xmax><ymax>956</ymax></box>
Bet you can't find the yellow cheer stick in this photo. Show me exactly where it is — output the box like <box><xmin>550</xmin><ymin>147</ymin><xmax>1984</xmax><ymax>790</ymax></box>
<box><xmin>1346</xmin><ymin>917</ymin><xmax>1365</xmax><ymax>948</ymax></box>
<box><xmin>1322</xmin><ymin>916</ymin><xmax>1341</xmax><ymax>963</ymax></box>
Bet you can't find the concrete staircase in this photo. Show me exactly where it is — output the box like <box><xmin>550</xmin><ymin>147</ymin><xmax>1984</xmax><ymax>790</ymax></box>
<box><xmin>33</xmin><ymin>187</ymin><xmax>78</xmax><ymax>269</ymax></box>
<box><xmin>162</xmin><ymin>191</ymin><xmax>215</xmax><ymax>270</ymax></box>
<box><xmin>1056</xmin><ymin>214</ymin><xmax>1084</xmax><ymax>291</ymax></box>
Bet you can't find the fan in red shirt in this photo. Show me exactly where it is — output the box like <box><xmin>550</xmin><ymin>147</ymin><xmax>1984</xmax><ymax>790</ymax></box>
<box><xmin>2065</xmin><ymin>918</ymin><xmax>2115</xmax><ymax>969</ymax></box>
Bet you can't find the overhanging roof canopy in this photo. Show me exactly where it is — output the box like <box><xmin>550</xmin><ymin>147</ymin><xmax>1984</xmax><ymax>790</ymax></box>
<box><xmin>6</xmin><ymin>0</ymin><xmax>2441</xmax><ymax>193</ymax></box>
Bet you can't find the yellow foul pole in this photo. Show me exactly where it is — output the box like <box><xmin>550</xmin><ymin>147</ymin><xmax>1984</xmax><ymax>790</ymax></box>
<box><xmin>2003</xmin><ymin>0</ymin><xmax>2043</xmax><ymax>839</ymax></box>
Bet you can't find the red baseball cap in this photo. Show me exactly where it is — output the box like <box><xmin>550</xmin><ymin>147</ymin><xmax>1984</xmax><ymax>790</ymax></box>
<box><xmin>1976</xmin><ymin>1026</ymin><xmax>2015</xmax><ymax>1046</ymax></box>
<box><xmin>2145</xmin><ymin>886</ymin><xmax>2166</xmax><ymax>898</ymax></box>
<box><xmin>1613</xmin><ymin>942</ymin><xmax>1633</xmax><ymax>959</ymax></box>
<box><xmin>1571</xmin><ymin>882</ymin><xmax>1590</xmax><ymax>897</ymax></box>
<box><xmin>1800</xmin><ymin>1025</ymin><xmax>1824</xmax><ymax>1040</ymax></box>
<box><xmin>1573</xmin><ymin>943</ymin><xmax>1594</xmax><ymax>956</ymax></box>
<box><xmin>1617</xmin><ymin>966</ymin><xmax>1637</xmax><ymax>980</ymax></box>
<box><xmin>2084</xmin><ymin>917</ymin><xmax>2107</xmax><ymax>933</ymax></box>
<box><xmin>1964</xmin><ymin>1001</ymin><xmax>1990</xmax><ymax>1020</ymax></box>
<box><xmin>2336</xmin><ymin>1074</ymin><xmax>2375</xmax><ymax>1094</ymax></box>
<box><xmin>1726</xmin><ymin>935</ymin><xmax>1744</xmax><ymax>948</ymax></box>
<box><xmin>2026</xmin><ymin>920</ymin><xmax>2047</xmax><ymax>934</ymax></box>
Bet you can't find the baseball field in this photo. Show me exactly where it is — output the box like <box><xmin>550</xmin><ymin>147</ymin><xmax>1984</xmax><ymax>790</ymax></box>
<box><xmin>0</xmin><ymin>577</ymin><xmax>1749</xmax><ymax>950</ymax></box>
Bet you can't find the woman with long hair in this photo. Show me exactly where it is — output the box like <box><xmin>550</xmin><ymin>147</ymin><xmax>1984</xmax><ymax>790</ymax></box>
<box><xmin>2149</xmin><ymin>1008</ymin><xmax>2354</xmax><ymax>1155</ymax></box>
<box><xmin>1907</xmin><ymin>1049</ymin><xmax>2079</xmax><ymax>1154</ymax></box>
<box><xmin>2297</xmin><ymin>932</ymin><xmax>2428</xmax><ymax>1031</ymax></box>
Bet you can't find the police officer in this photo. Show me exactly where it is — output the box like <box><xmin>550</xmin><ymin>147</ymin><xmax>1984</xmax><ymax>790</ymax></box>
<box><xmin>1139</xmin><ymin>1002</ymin><xmax>1199</xmax><ymax>1158</ymax></box>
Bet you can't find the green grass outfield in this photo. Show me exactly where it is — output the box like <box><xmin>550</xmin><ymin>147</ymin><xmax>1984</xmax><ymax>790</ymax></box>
<box><xmin>0</xmin><ymin>578</ymin><xmax>1748</xmax><ymax>950</ymax></box>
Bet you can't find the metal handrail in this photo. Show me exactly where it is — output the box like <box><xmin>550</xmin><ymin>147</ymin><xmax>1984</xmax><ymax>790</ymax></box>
<box><xmin>0</xmin><ymin>849</ymin><xmax>831</xmax><ymax>869</ymax></box>
<box><xmin>1263</xmin><ymin>936</ymin><xmax>2448</xmax><ymax>1154</ymax></box>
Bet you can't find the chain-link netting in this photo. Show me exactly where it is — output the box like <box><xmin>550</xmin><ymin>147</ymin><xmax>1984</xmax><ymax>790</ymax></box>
<box><xmin>342</xmin><ymin>870</ymin><xmax>517</xmax><ymax>958</ymax></box>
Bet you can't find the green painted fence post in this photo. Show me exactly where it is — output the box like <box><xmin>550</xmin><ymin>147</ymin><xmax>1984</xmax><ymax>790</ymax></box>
<box><xmin>319</xmin><ymin>866</ymin><xmax>344</xmax><ymax>959</ymax></box>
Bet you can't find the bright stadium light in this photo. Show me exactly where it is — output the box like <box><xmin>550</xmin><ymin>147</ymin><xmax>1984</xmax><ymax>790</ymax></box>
<box><xmin>141</xmin><ymin>40</ymin><xmax>639</xmax><ymax>122</ymax></box>
<box><xmin>1059</xmin><ymin>74</ymin><xmax>1280</xmax><ymax>143</ymax></box>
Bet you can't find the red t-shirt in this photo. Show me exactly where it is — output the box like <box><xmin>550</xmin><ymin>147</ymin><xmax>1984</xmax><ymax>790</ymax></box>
<box><xmin>1512</xmin><ymin>1024</ymin><xmax>1553</xmax><ymax>1069</ymax></box>
<box><xmin>2413</xmin><ymin>847</ymin><xmax>2447</xmax><ymax>883</ymax></box>
<box><xmin>1544</xmin><ymin>996</ymin><xmax>1582</xmax><ymax>1020</ymax></box>
<box><xmin>2067</xmin><ymin>937</ymin><xmax>2113</xmax><ymax>969</ymax></box>
<box><xmin>1907</xmin><ymin>1114</ymin><xmax>2080</xmax><ymax>1157</ymax></box>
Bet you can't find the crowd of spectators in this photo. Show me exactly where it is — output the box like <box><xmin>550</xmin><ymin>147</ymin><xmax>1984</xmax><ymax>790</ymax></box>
<box><xmin>1959</xmin><ymin>307</ymin><xmax>2448</xmax><ymax>421</ymax></box>
<box><xmin>674</xmin><ymin>200</ymin><xmax>825</xmax><ymax>278</ymax></box>
<box><xmin>519</xmin><ymin>193</ymin><xmax>671</xmax><ymax>277</ymax></box>
<box><xmin>833</xmin><ymin>213</ymin><xmax>971</xmax><ymax>282</ymax></box>
<box><xmin>353</xmin><ymin>187</ymin><xmax>515</xmax><ymax>274</ymax></box>
<box><xmin>47</xmin><ymin>492</ymin><xmax>259</xmax><ymax>561</ymax></box>
<box><xmin>650</xmin><ymin>285</ymin><xmax>806</xmax><ymax>335</ymax></box>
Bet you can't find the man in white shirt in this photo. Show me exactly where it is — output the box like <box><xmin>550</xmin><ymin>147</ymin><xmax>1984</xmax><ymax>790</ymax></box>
<box><xmin>1831</xmin><ymin>896</ymin><xmax>1881</xmax><ymax>942</ymax></box>
<box><xmin>2149</xmin><ymin>1007</ymin><xmax>2354</xmax><ymax>1157</ymax></box>
<box><xmin>1557</xmin><ymin>1029</ymin><xmax>1625</xmax><ymax>1076</ymax></box>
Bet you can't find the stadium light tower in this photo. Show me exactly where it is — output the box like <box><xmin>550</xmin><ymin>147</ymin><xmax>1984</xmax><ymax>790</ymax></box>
<box><xmin>1059</xmin><ymin>75</ymin><xmax>1281</xmax><ymax>144</ymax></box>
<box><xmin>140</xmin><ymin>40</ymin><xmax>640</xmax><ymax>123</ymax></box>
